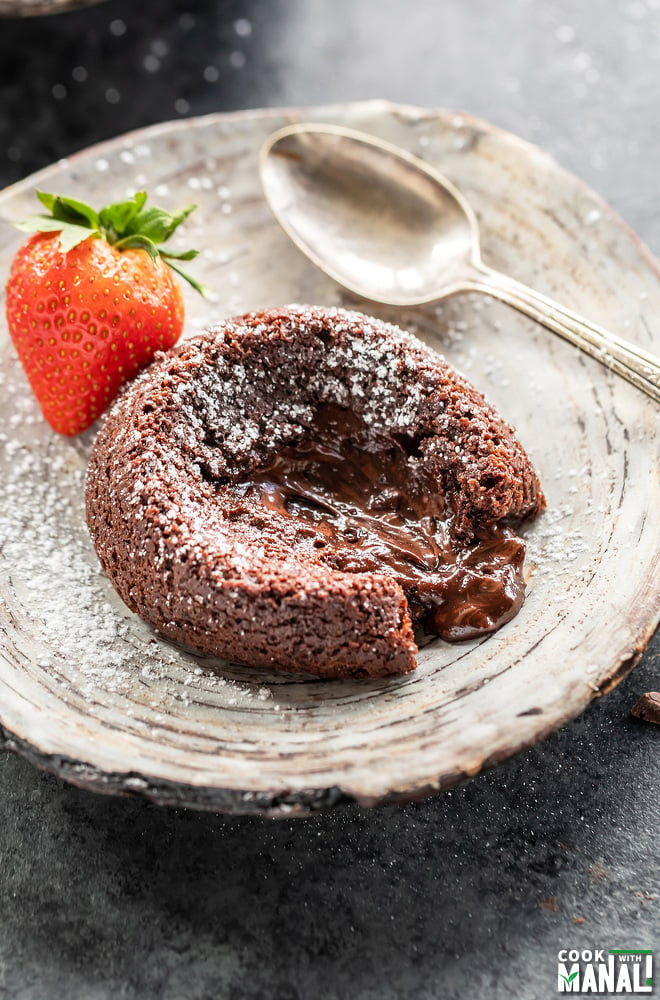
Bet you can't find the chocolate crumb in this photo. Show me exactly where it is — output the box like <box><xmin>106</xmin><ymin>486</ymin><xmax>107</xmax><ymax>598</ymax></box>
<box><xmin>541</xmin><ymin>896</ymin><xmax>560</xmax><ymax>913</ymax></box>
<box><xmin>589</xmin><ymin>862</ymin><xmax>611</xmax><ymax>883</ymax></box>
<box><xmin>631</xmin><ymin>692</ymin><xmax>660</xmax><ymax>725</ymax></box>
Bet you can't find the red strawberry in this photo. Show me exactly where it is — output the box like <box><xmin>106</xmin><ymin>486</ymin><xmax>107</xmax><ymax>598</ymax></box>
<box><xmin>5</xmin><ymin>190</ymin><xmax>207</xmax><ymax>435</ymax></box>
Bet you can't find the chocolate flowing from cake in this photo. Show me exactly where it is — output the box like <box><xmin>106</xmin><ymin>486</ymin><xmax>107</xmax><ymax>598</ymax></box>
<box><xmin>86</xmin><ymin>306</ymin><xmax>545</xmax><ymax>678</ymax></box>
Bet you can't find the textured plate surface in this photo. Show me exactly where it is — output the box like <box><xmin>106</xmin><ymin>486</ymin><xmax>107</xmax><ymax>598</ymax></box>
<box><xmin>0</xmin><ymin>101</ymin><xmax>658</xmax><ymax>816</ymax></box>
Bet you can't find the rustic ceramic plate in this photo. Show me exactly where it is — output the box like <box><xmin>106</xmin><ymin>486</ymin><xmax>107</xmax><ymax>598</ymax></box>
<box><xmin>0</xmin><ymin>101</ymin><xmax>658</xmax><ymax>816</ymax></box>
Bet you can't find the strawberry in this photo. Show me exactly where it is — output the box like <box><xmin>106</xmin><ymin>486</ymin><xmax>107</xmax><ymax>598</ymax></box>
<box><xmin>5</xmin><ymin>190</ymin><xmax>207</xmax><ymax>435</ymax></box>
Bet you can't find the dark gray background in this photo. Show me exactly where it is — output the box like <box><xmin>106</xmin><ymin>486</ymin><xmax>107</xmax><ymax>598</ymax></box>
<box><xmin>0</xmin><ymin>1</ymin><xmax>658</xmax><ymax>997</ymax></box>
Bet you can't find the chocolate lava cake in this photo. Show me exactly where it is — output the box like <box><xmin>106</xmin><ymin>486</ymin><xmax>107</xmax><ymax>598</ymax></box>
<box><xmin>85</xmin><ymin>306</ymin><xmax>545</xmax><ymax>678</ymax></box>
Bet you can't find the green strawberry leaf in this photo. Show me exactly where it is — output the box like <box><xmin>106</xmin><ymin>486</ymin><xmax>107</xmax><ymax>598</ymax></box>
<box><xmin>113</xmin><ymin>233</ymin><xmax>160</xmax><ymax>262</ymax></box>
<box><xmin>124</xmin><ymin>207</ymin><xmax>176</xmax><ymax>243</ymax></box>
<box><xmin>35</xmin><ymin>191</ymin><xmax>56</xmax><ymax>212</ymax></box>
<box><xmin>15</xmin><ymin>215</ymin><xmax>99</xmax><ymax>253</ymax></box>
<box><xmin>57</xmin><ymin>225</ymin><xmax>99</xmax><ymax>253</ymax></box>
<box><xmin>124</xmin><ymin>203</ymin><xmax>197</xmax><ymax>243</ymax></box>
<box><xmin>98</xmin><ymin>192</ymin><xmax>148</xmax><ymax>241</ymax></box>
<box><xmin>36</xmin><ymin>191</ymin><xmax>99</xmax><ymax>229</ymax></box>
<box><xmin>166</xmin><ymin>259</ymin><xmax>213</xmax><ymax>299</ymax></box>
<box><xmin>159</xmin><ymin>247</ymin><xmax>200</xmax><ymax>261</ymax></box>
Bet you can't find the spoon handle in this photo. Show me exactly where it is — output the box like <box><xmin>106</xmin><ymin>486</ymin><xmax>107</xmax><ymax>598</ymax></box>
<box><xmin>469</xmin><ymin>263</ymin><xmax>660</xmax><ymax>404</ymax></box>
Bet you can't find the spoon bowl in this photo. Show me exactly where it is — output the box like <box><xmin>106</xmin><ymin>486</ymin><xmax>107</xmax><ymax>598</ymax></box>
<box><xmin>260</xmin><ymin>123</ymin><xmax>660</xmax><ymax>403</ymax></box>
<box><xmin>260</xmin><ymin>124</ymin><xmax>479</xmax><ymax>305</ymax></box>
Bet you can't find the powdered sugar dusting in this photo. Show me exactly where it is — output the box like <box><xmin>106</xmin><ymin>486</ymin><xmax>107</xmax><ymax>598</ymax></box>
<box><xmin>526</xmin><ymin>504</ymin><xmax>591</xmax><ymax>583</ymax></box>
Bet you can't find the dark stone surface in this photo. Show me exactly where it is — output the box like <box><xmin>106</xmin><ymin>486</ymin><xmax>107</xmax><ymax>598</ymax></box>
<box><xmin>0</xmin><ymin>637</ymin><xmax>658</xmax><ymax>999</ymax></box>
<box><xmin>0</xmin><ymin>1</ymin><xmax>658</xmax><ymax>997</ymax></box>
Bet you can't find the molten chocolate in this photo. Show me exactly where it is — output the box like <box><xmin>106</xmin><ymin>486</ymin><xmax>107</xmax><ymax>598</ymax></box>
<box><xmin>226</xmin><ymin>405</ymin><xmax>526</xmax><ymax>641</ymax></box>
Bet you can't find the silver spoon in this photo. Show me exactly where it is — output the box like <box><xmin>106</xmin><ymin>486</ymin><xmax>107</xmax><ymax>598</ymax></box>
<box><xmin>259</xmin><ymin>122</ymin><xmax>660</xmax><ymax>404</ymax></box>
